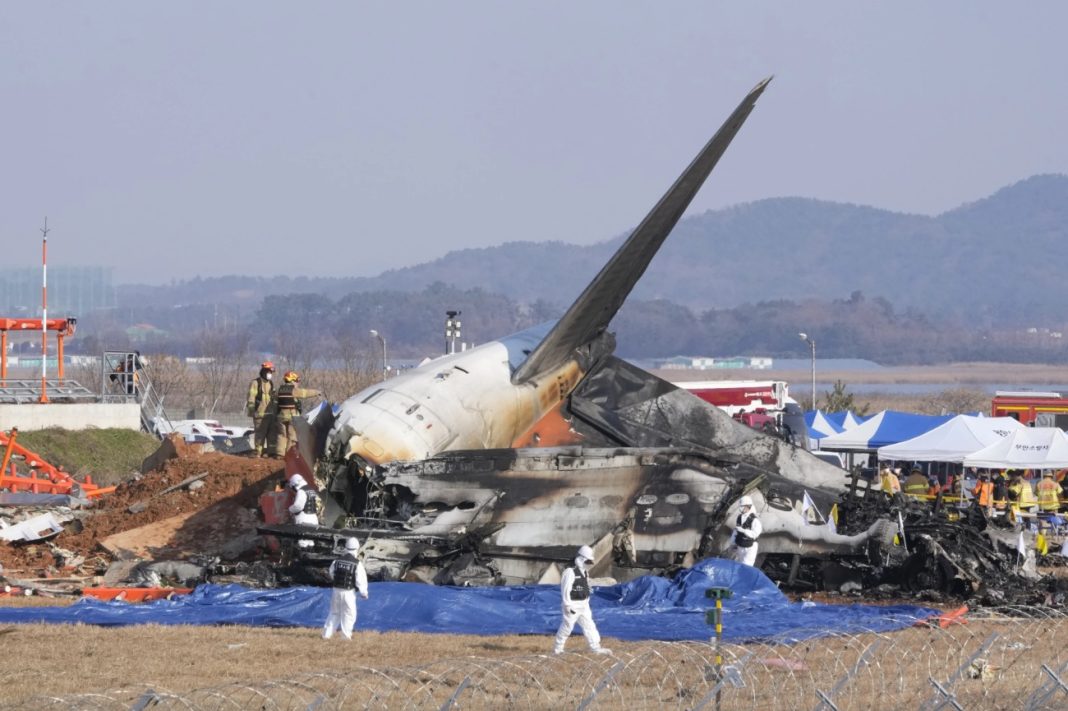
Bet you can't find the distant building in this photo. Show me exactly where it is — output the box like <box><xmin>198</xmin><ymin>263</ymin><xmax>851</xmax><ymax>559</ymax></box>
<box><xmin>659</xmin><ymin>356</ymin><xmax>772</xmax><ymax>370</ymax></box>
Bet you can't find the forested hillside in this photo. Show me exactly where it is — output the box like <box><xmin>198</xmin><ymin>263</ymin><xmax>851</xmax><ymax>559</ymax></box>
<box><xmin>118</xmin><ymin>174</ymin><xmax>1068</xmax><ymax>327</ymax></box>
<box><xmin>80</xmin><ymin>175</ymin><xmax>1068</xmax><ymax>365</ymax></box>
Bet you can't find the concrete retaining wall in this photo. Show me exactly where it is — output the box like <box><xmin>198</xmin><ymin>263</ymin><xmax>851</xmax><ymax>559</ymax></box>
<box><xmin>0</xmin><ymin>403</ymin><xmax>142</xmax><ymax>432</ymax></box>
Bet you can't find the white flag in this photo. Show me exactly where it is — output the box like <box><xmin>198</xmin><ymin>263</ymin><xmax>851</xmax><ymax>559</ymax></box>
<box><xmin>1016</xmin><ymin>530</ymin><xmax>1027</xmax><ymax>557</ymax></box>
<box><xmin>1060</xmin><ymin>538</ymin><xmax>1068</xmax><ymax>557</ymax></box>
<box><xmin>801</xmin><ymin>490</ymin><xmax>818</xmax><ymax>524</ymax></box>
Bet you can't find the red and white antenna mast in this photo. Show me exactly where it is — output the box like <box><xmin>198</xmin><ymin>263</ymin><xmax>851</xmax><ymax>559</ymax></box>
<box><xmin>39</xmin><ymin>218</ymin><xmax>49</xmax><ymax>403</ymax></box>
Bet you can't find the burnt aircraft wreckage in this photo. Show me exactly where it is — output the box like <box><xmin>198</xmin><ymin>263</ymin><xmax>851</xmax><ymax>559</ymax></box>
<box><xmin>257</xmin><ymin>79</ymin><xmax>1059</xmax><ymax>604</ymax></box>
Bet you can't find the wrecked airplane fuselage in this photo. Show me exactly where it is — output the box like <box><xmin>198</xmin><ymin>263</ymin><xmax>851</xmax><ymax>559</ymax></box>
<box><xmin>273</xmin><ymin>79</ymin><xmax>882</xmax><ymax>588</ymax></box>
<box><xmin>265</xmin><ymin>445</ymin><xmax>879</xmax><ymax>586</ymax></box>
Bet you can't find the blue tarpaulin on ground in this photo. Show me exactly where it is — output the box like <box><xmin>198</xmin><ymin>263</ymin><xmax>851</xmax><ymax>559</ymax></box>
<box><xmin>0</xmin><ymin>559</ymin><xmax>936</xmax><ymax>642</ymax></box>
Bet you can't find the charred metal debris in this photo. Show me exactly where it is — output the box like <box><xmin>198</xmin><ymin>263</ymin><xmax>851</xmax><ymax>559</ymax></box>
<box><xmin>763</xmin><ymin>476</ymin><xmax>1068</xmax><ymax>607</ymax></box>
<box><xmin>260</xmin><ymin>451</ymin><xmax>1067</xmax><ymax>608</ymax></box>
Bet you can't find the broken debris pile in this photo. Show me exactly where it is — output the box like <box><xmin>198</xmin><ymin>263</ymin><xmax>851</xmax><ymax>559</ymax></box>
<box><xmin>769</xmin><ymin>487</ymin><xmax>1068</xmax><ymax>607</ymax></box>
<box><xmin>0</xmin><ymin>435</ymin><xmax>283</xmax><ymax>593</ymax></box>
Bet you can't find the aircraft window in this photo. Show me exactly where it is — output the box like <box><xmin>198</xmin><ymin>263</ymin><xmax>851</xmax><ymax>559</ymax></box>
<box><xmin>456</xmin><ymin>501</ymin><xmax>476</xmax><ymax>510</ymax></box>
<box><xmin>406</xmin><ymin>403</ymin><xmax>421</xmax><ymax>415</ymax></box>
<box><xmin>565</xmin><ymin>494</ymin><xmax>590</xmax><ymax>508</ymax></box>
<box><xmin>636</xmin><ymin>494</ymin><xmax>658</xmax><ymax>505</ymax></box>
<box><xmin>360</xmin><ymin>389</ymin><xmax>383</xmax><ymax>404</ymax></box>
<box><xmin>665</xmin><ymin>493</ymin><xmax>690</xmax><ymax>505</ymax></box>
<box><xmin>453</xmin><ymin>366</ymin><xmax>470</xmax><ymax>374</ymax></box>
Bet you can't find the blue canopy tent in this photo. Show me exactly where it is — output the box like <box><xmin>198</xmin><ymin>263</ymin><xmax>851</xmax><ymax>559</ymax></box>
<box><xmin>826</xmin><ymin>410</ymin><xmax>869</xmax><ymax>431</ymax></box>
<box><xmin>804</xmin><ymin>409</ymin><xmax>843</xmax><ymax>440</ymax></box>
<box><xmin>817</xmin><ymin>411</ymin><xmax>954</xmax><ymax>452</ymax></box>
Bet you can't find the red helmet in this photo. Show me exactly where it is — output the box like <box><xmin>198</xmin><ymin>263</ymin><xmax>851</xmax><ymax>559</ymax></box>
<box><xmin>261</xmin><ymin>361</ymin><xmax>275</xmax><ymax>371</ymax></box>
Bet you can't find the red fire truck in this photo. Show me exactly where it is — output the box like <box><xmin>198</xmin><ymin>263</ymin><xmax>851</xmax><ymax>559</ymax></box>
<box><xmin>674</xmin><ymin>380</ymin><xmax>787</xmax><ymax>415</ymax></box>
<box><xmin>673</xmin><ymin>379</ymin><xmax>811</xmax><ymax>448</ymax></box>
<box><xmin>991</xmin><ymin>391</ymin><xmax>1068</xmax><ymax>427</ymax></box>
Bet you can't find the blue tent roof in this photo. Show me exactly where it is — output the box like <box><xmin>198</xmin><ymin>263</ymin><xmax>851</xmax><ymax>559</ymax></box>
<box><xmin>817</xmin><ymin>410</ymin><xmax>955</xmax><ymax>451</ymax></box>
<box><xmin>804</xmin><ymin>410</ymin><xmax>844</xmax><ymax>439</ymax></box>
<box><xmin>0</xmin><ymin>559</ymin><xmax>934</xmax><ymax>643</ymax></box>
<box><xmin>825</xmin><ymin>410</ymin><xmax>870</xmax><ymax>429</ymax></box>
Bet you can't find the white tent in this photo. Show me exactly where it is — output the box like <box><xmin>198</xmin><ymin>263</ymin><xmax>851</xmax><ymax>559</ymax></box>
<box><xmin>877</xmin><ymin>415</ymin><xmax>1024</xmax><ymax>463</ymax></box>
<box><xmin>963</xmin><ymin>427</ymin><xmax>1068</xmax><ymax>469</ymax></box>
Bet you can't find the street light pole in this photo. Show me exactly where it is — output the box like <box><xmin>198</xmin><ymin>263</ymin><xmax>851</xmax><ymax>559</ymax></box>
<box><xmin>798</xmin><ymin>332</ymin><xmax>816</xmax><ymax>410</ymax></box>
<box><xmin>369</xmin><ymin>329</ymin><xmax>388</xmax><ymax>379</ymax></box>
<box><xmin>445</xmin><ymin>311</ymin><xmax>462</xmax><ymax>355</ymax></box>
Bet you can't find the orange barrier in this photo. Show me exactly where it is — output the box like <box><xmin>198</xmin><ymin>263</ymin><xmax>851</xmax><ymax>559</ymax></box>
<box><xmin>916</xmin><ymin>605</ymin><xmax>969</xmax><ymax>629</ymax></box>
<box><xmin>0</xmin><ymin>428</ymin><xmax>113</xmax><ymax>499</ymax></box>
<box><xmin>81</xmin><ymin>587</ymin><xmax>193</xmax><ymax>603</ymax></box>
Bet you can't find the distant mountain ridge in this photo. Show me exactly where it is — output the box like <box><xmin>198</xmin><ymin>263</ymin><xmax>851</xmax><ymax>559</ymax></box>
<box><xmin>121</xmin><ymin>174</ymin><xmax>1068</xmax><ymax>326</ymax></box>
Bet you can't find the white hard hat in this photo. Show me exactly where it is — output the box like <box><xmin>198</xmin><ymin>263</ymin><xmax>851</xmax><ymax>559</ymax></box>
<box><xmin>738</xmin><ymin>495</ymin><xmax>754</xmax><ymax>508</ymax></box>
<box><xmin>577</xmin><ymin>545</ymin><xmax>594</xmax><ymax>562</ymax></box>
<box><xmin>287</xmin><ymin>474</ymin><xmax>306</xmax><ymax>489</ymax></box>
<box><xmin>344</xmin><ymin>537</ymin><xmax>359</xmax><ymax>553</ymax></box>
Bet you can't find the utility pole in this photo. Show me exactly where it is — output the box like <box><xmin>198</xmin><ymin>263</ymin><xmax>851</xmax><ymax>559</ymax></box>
<box><xmin>39</xmin><ymin>218</ymin><xmax>50</xmax><ymax>403</ymax></box>
<box><xmin>370</xmin><ymin>329</ymin><xmax>388</xmax><ymax>378</ymax></box>
<box><xmin>798</xmin><ymin>332</ymin><xmax>816</xmax><ymax>410</ymax></box>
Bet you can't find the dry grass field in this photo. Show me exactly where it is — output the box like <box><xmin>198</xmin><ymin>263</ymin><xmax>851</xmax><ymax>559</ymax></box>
<box><xmin>0</xmin><ymin>595</ymin><xmax>1065</xmax><ymax>710</ymax></box>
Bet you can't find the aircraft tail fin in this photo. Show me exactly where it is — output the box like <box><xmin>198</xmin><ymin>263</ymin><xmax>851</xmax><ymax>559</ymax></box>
<box><xmin>512</xmin><ymin>77</ymin><xmax>771</xmax><ymax>384</ymax></box>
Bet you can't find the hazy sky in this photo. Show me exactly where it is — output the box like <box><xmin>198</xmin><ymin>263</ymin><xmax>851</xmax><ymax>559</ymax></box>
<box><xmin>3</xmin><ymin>3</ymin><xmax>1066</xmax><ymax>284</ymax></box>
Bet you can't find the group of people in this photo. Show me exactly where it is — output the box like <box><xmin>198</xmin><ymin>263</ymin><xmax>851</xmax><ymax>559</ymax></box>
<box><xmin>878</xmin><ymin>463</ymin><xmax>1068</xmax><ymax>519</ymax></box>
<box><xmin>246</xmin><ymin>361</ymin><xmax>322</xmax><ymax>458</ymax></box>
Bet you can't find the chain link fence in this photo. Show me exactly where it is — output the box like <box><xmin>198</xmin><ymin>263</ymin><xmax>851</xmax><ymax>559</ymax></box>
<box><xmin>9</xmin><ymin>608</ymin><xmax>1068</xmax><ymax>710</ymax></box>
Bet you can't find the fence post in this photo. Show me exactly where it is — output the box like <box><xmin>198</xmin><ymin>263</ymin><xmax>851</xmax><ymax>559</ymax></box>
<box><xmin>921</xmin><ymin>632</ymin><xmax>998</xmax><ymax>711</ymax></box>
<box><xmin>129</xmin><ymin>689</ymin><xmax>161</xmax><ymax>710</ymax></box>
<box><xmin>438</xmin><ymin>676</ymin><xmax>471</xmax><ymax>711</ymax></box>
<box><xmin>812</xmin><ymin>639</ymin><xmax>883</xmax><ymax>711</ymax></box>
<box><xmin>576</xmin><ymin>659</ymin><xmax>626</xmax><ymax>711</ymax></box>
<box><xmin>1024</xmin><ymin>661</ymin><xmax>1068</xmax><ymax>711</ymax></box>
<box><xmin>692</xmin><ymin>652</ymin><xmax>753</xmax><ymax>711</ymax></box>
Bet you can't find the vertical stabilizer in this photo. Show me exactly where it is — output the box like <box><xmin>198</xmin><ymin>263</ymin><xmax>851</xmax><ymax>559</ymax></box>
<box><xmin>512</xmin><ymin>77</ymin><xmax>771</xmax><ymax>384</ymax></box>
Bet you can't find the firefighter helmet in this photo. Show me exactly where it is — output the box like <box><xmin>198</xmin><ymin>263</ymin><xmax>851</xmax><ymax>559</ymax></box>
<box><xmin>283</xmin><ymin>371</ymin><xmax>300</xmax><ymax>383</ymax></box>
<box><xmin>261</xmin><ymin>360</ymin><xmax>275</xmax><ymax>371</ymax></box>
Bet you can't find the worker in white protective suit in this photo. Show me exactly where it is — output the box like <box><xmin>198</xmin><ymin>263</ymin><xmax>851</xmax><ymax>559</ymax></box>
<box><xmin>729</xmin><ymin>495</ymin><xmax>762</xmax><ymax>567</ymax></box>
<box><xmin>551</xmin><ymin>545</ymin><xmax>612</xmax><ymax>655</ymax></box>
<box><xmin>323</xmin><ymin>537</ymin><xmax>369</xmax><ymax>640</ymax></box>
<box><xmin>287</xmin><ymin>474</ymin><xmax>319</xmax><ymax>548</ymax></box>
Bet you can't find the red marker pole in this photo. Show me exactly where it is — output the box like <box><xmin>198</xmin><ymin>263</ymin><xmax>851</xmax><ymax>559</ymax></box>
<box><xmin>39</xmin><ymin>219</ymin><xmax>49</xmax><ymax>403</ymax></box>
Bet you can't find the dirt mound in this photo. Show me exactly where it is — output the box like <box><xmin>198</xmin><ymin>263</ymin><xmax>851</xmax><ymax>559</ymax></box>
<box><xmin>0</xmin><ymin>437</ymin><xmax>285</xmax><ymax>574</ymax></box>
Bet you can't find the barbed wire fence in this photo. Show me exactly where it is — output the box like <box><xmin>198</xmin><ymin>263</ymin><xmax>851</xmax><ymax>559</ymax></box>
<box><xmin>10</xmin><ymin>608</ymin><xmax>1068</xmax><ymax>710</ymax></box>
